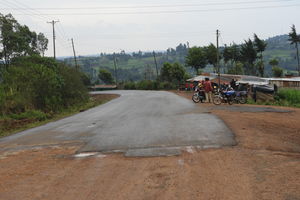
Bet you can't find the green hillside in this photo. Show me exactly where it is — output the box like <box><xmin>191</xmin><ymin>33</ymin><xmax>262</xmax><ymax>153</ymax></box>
<box><xmin>63</xmin><ymin>35</ymin><xmax>299</xmax><ymax>82</ymax></box>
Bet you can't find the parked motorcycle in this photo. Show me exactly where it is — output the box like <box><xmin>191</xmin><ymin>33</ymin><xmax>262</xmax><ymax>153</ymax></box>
<box><xmin>192</xmin><ymin>87</ymin><xmax>205</xmax><ymax>103</ymax></box>
<box><xmin>234</xmin><ymin>91</ymin><xmax>248</xmax><ymax>104</ymax></box>
<box><xmin>213</xmin><ymin>89</ymin><xmax>235</xmax><ymax>105</ymax></box>
<box><xmin>213</xmin><ymin>89</ymin><xmax>248</xmax><ymax>105</ymax></box>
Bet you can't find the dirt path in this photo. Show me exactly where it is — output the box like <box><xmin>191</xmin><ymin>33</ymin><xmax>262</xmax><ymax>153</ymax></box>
<box><xmin>0</xmin><ymin>91</ymin><xmax>300</xmax><ymax>200</ymax></box>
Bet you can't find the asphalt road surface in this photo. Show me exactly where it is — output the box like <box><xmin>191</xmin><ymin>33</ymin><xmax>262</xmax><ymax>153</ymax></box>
<box><xmin>0</xmin><ymin>91</ymin><xmax>236</xmax><ymax>156</ymax></box>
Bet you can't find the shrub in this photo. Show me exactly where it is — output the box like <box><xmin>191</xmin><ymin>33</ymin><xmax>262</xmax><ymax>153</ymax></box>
<box><xmin>0</xmin><ymin>56</ymin><xmax>89</xmax><ymax>114</ymax></box>
<box><xmin>277</xmin><ymin>89</ymin><xmax>300</xmax><ymax>105</ymax></box>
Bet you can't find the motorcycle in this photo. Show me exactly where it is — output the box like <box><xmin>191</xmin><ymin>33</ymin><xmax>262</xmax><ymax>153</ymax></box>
<box><xmin>213</xmin><ymin>89</ymin><xmax>248</xmax><ymax>105</ymax></box>
<box><xmin>213</xmin><ymin>89</ymin><xmax>235</xmax><ymax>105</ymax></box>
<box><xmin>192</xmin><ymin>87</ymin><xmax>205</xmax><ymax>103</ymax></box>
<box><xmin>234</xmin><ymin>91</ymin><xmax>248</xmax><ymax>104</ymax></box>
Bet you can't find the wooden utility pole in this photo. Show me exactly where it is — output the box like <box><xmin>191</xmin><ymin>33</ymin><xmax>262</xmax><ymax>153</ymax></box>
<box><xmin>113</xmin><ymin>53</ymin><xmax>118</xmax><ymax>86</ymax></box>
<box><xmin>153</xmin><ymin>51</ymin><xmax>159</xmax><ymax>79</ymax></box>
<box><xmin>71</xmin><ymin>38</ymin><xmax>78</xmax><ymax>70</ymax></box>
<box><xmin>47</xmin><ymin>20</ymin><xmax>59</xmax><ymax>59</ymax></box>
<box><xmin>216</xmin><ymin>29</ymin><xmax>220</xmax><ymax>87</ymax></box>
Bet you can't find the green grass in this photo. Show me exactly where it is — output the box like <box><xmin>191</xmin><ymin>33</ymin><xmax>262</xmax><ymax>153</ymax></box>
<box><xmin>247</xmin><ymin>89</ymin><xmax>300</xmax><ymax>108</ymax></box>
<box><xmin>0</xmin><ymin>95</ymin><xmax>118</xmax><ymax>138</ymax></box>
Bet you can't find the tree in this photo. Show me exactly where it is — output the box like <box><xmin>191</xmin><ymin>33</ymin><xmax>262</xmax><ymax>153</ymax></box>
<box><xmin>240</xmin><ymin>39</ymin><xmax>258</xmax><ymax>75</ymax></box>
<box><xmin>185</xmin><ymin>47</ymin><xmax>207</xmax><ymax>74</ymax></box>
<box><xmin>256</xmin><ymin>60</ymin><xmax>265</xmax><ymax>77</ymax></box>
<box><xmin>254</xmin><ymin>34</ymin><xmax>267</xmax><ymax>77</ymax></box>
<box><xmin>98</xmin><ymin>69</ymin><xmax>114</xmax><ymax>84</ymax></box>
<box><xmin>204</xmin><ymin>43</ymin><xmax>219</xmax><ymax>73</ymax></box>
<box><xmin>227</xmin><ymin>62</ymin><xmax>244</xmax><ymax>75</ymax></box>
<box><xmin>160</xmin><ymin>62</ymin><xmax>186</xmax><ymax>83</ymax></box>
<box><xmin>223</xmin><ymin>43</ymin><xmax>240</xmax><ymax>74</ymax></box>
<box><xmin>288</xmin><ymin>24</ymin><xmax>300</xmax><ymax>74</ymax></box>
<box><xmin>37</xmin><ymin>33</ymin><xmax>48</xmax><ymax>57</ymax></box>
<box><xmin>0</xmin><ymin>13</ymin><xmax>43</xmax><ymax>66</ymax></box>
<box><xmin>269</xmin><ymin>58</ymin><xmax>282</xmax><ymax>77</ymax></box>
<box><xmin>269</xmin><ymin>58</ymin><xmax>279</xmax><ymax>67</ymax></box>
<box><xmin>272</xmin><ymin>66</ymin><xmax>283</xmax><ymax>77</ymax></box>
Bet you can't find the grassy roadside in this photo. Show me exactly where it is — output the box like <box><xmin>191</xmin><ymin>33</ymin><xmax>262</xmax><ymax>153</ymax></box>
<box><xmin>0</xmin><ymin>94</ymin><xmax>119</xmax><ymax>138</ymax></box>
<box><xmin>247</xmin><ymin>89</ymin><xmax>300</xmax><ymax>108</ymax></box>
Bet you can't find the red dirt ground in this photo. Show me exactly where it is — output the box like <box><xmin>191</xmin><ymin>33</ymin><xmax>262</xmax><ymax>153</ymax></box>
<box><xmin>0</xmin><ymin>91</ymin><xmax>299</xmax><ymax>200</ymax></box>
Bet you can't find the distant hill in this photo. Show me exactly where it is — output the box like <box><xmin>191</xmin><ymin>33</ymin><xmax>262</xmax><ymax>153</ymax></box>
<box><xmin>263</xmin><ymin>34</ymin><xmax>297</xmax><ymax>75</ymax></box>
<box><xmin>63</xmin><ymin>34</ymin><xmax>299</xmax><ymax>82</ymax></box>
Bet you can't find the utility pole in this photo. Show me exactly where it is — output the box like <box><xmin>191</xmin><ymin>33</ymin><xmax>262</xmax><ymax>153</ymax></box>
<box><xmin>216</xmin><ymin>29</ymin><xmax>220</xmax><ymax>87</ymax></box>
<box><xmin>47</xmin><ymin>20</ymin><xmax>59</xmax><ymax>59</ymax></box>
<box><xmin>113</xmin><ymin>53</ymin><xmax>118</xmax><ymax>86</ymax></box>
<box><xmin>71</xmin><ymin>38</ymin><xmax>78</xmax><ymax>70</ymax></box>
<box><xmin>187</xmin><ymin>41</ymin><xmax>190</xmax><ymax>49</ymax></box>
<box><xmin>153</xmin><ymin>51</ymin><xmax>159</xmax><ymax>79</ymax></box>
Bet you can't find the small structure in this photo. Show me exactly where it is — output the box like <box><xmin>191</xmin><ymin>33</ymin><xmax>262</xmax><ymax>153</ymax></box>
<box><xmin>264</xmin><ymin>77</ymin><xmax>300</xmax><ymax>90</ymax></box>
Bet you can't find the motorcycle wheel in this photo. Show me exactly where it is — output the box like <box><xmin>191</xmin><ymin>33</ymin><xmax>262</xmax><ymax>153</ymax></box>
<box><xmin>238</xmin><ymin>96</ymin><xmax>247</xmax><ymax>104</ymax></box>
<box><xmin>213</xmin><ymin>96</ymin><xmax>222</xmax><ymax>105</ymax></box>
<box><xmin>228</xmin><ymin>97</ymin><xmax>234</xmax><ymax>105</ymax></box>
<box><xmin>192</xmin><ymin>94</ymin><xmax>201</xmax><ymax>103</ymax></box>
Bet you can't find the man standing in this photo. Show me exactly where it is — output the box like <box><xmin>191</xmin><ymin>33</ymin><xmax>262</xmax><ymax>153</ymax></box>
<box><xmin>204</xmin><ymin>78</ymin><xmax>213</xmax><ymax>103</ymax></box>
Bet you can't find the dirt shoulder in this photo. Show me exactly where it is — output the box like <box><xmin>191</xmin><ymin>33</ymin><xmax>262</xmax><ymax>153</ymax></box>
<box><xmin>0</xmin><ymin>91</ymin><xmax>299</xmax><ymax>200</ymax></box>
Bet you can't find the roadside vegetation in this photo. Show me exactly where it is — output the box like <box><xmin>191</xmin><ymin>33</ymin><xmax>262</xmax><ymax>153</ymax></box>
<box><xmin>0</xmin><ymin>13</ymin><xmax>117</xmax><ymax>137</ymax></box>
<box><xmin>247</xmin><ymin>89</ymin><xmax>300</xmax><ymax>108</ymax></box>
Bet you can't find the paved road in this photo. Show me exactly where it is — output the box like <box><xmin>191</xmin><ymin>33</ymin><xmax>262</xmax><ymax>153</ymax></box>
<box><xmin>0</xmin><ymin>91</ymin><xmax>236</xmax><ymax>156</ymax></box>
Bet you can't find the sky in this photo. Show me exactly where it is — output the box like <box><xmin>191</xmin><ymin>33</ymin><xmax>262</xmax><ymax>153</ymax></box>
<box><xmin>1</xmin><ymin>0</ymin><xmax>300</xmax><ymax>57</ymax></box>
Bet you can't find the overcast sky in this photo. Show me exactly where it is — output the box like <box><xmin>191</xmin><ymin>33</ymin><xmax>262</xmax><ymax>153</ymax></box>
<box><xmin>1</xmin><ymin>0</ymin><xmax>300</xmax><ymax>57</ymax></box>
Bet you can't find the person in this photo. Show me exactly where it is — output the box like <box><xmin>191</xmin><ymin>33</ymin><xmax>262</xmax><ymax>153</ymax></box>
<box><xmin>204</xmin><ymin>78</ymin><xmax>213</xmax><ymax>103</ymax></box>
<box><xmin>230</xmin><ymin>79</ymin><xmax>237</xmax><ymax>90</ymax></box>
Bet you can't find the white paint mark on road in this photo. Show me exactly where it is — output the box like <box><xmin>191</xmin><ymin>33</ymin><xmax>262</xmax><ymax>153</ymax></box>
<box><xmin>74</xmin><ymin>152</ymin><xmax>98</xmax><ymax>158</ymax></box>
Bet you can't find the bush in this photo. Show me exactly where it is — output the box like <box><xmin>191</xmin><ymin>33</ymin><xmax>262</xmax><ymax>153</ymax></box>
<box><xmin>124</xmin><ymin>82</ymin><xmax>136</xmax><ymax>90</ymax></box>
<box><xmin>0</xmin><ymin>55</ymin><xmax>89</xmax><ymax>114</ymax></box>
<box><xmin>277</xmin><ymin>89</ymin><xmax>300</xmax><ymax>105</ymax></box>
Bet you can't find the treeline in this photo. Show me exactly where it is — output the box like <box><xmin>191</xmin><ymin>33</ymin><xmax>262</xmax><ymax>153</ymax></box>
<box><xmin>63</xmin><ymin>43</ymin><xmax>190</xmax><ymax>83</ymax></box>
<box><xmin>66</xmin><ymin>28</ymin><xmax>300</xmax><ymax>82</ymax></box>
<box><xmin>0</xmin><ymin>14</ymin><xmax>89</xmax><ymax>120</ymax></box>
<box><xmin>100</xmin><ymin>62</ymin><xmax>190</xmax><ymax>90</ymax></box>
<box><xmin>186</xmin><ymin>26</ymin><xmax>300</xmax><ymax>77</ymax></box>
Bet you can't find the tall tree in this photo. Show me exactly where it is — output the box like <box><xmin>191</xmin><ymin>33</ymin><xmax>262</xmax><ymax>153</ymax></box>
<box><xmin>223</xmin><ymin>43</ymin><xmax>240</xmax><ymax>74</ymax></box>
<box><xmin>254</xmin><ymin>34</ymin><xmax>267</xmax><ymax>77</ymax></box>
<box><xmin>185</xmin><ymin>47</ymin><xmax>207</xmax><ymax>74</ymax></box>
<box><xmin>240</xmin><ymin>39</ymin><xmax>257</xmax><ymax>75</ymax></box>
<box><xmin>204</xmin><ymin>43</ymin><xmax>219</xmax><ymax>73</ymax></box>
<box><xmin>288</xmin><ymin>24</ymin><xmax>300</xmax><ymax>74</ymax></box>
<box><xmin>0</xmin><ymin>13</ymin><xmax>43</xmax><ymax>66</ymax></box>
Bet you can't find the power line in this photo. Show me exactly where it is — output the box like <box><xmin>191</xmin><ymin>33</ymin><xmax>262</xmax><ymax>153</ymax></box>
<box><xmin>0</xmin><ymin>0</ymin><xmax>47</xmax><ymax>21</ymax></box>
<box><xmin>10</xmin><ymin>3</ymin><xmax>300</xmax><ymax>15</ymax></box>
<box><xmin>0</xmin><ymin>0</ymin><xmax>73</xmax><ymax>57</ymax></box>
<box><xmin>0</xmin><ymin>0</ymin><xmax>294</xmax><ymax>10</ymax></box>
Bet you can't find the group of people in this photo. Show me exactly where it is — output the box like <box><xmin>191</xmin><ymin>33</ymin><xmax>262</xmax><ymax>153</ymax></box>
<box><xmin>196</xmin><ymin>78</ymin><xmax>240</xmax><ymax>103</ymax></box>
